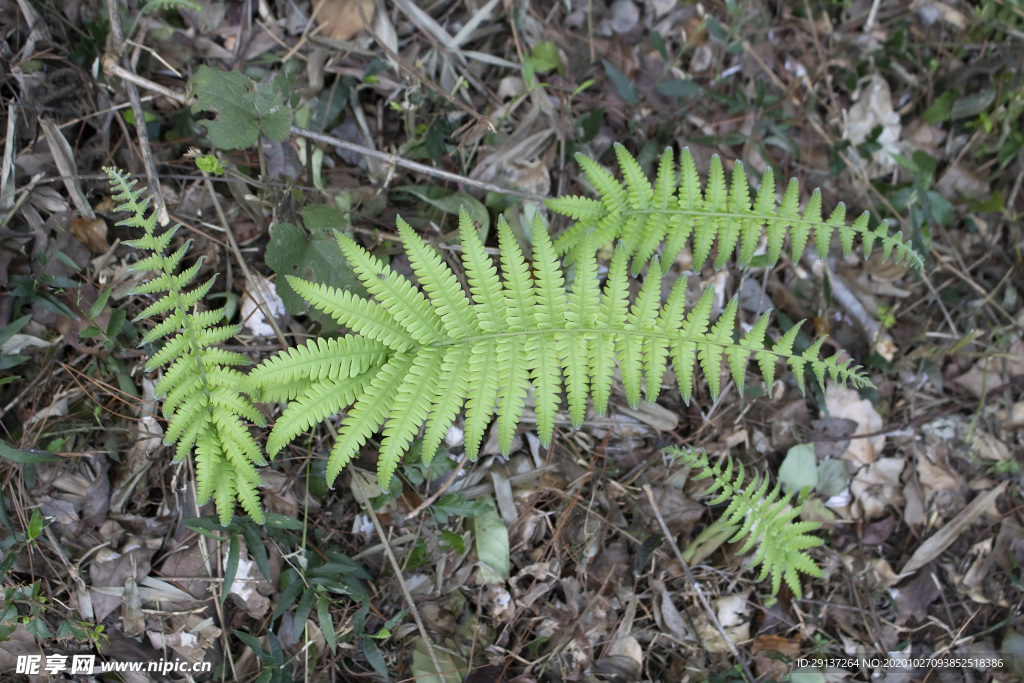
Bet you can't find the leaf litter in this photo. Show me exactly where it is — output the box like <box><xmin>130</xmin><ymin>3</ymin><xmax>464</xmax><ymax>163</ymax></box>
<box><xmin>0</xmin><ymin>0</ymin><xmax>1022</xmax><ymax>681</ymax></box>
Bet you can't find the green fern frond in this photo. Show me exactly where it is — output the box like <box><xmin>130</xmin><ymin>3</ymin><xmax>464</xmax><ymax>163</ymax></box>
<box><xmin>105</xmin><ymin>167</ymin><xmax>266</xmax><ymax>526</ymax></box>
<box><xmin>546</xmin><ymin>144</ymin><xmax>924</xmax><ymax>274</ymax></box>
<box><xmin>669</xmin><ymin>447</ymin><xmax>824</xmax><ymax>597</ymax></box>
<box><xmin>258</xmin><ymin>208</ymin><xmax>871</xmax><ymax>492</ymax></box>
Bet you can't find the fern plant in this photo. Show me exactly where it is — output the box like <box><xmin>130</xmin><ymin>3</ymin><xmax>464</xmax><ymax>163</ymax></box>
<box><xmin>667</xmin><ymin>447</ymin><xmax>824</xmax><ymax>598</ymax></box>
<box><xmin>250</xmin><ymin>208</ymin><xmax>872</xmax><ymax>491</ymax></box>
<box><xmin>113</xmin><ymin>145</ymin><xmax>922</xmax><ymax>529</ymax></box>
<box><xmin>546</xmin><ymin>143</ymin><xmax>924</xmax><ymax>275</ymax></box>
<box><xmin>105</xmin><ymin>167</ymin><xmax>266</xmax><ymax>525</ymax></box>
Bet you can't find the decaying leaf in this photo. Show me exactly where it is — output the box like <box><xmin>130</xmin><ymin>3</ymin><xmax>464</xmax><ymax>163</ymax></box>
<box><xmin>825</xmin><ymin>386</ymin><xmax>885</xmax><ymax>466</ymax></box>
<box><xmin>319</xmin><ymin>0</ymin><xmax>375</xmax><ymax>41</ymax></box>
<box><xmin>70</xmin><ymin>215</ymin><xmax>108</xmax><ymax>254</ymax></box>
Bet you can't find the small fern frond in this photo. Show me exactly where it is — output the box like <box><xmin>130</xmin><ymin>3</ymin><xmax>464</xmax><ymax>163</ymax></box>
<box><xmin>106</xmin><ymin>167</ymin><xmax>266</xmax><ymax>526</ymax></box>
<box><xmin>546</xmin><ymin>143</ymin><xmax>924</xmax><ymax>274</ymax></box>
<box><xmin>669</xmin><ymin>448</ymin><xmax>825</xmax><ymax>597</ymax></box>
<box><xmin>259</xmin><ymin>207</ymin><xmax>872</xmax><ymax>492</ymax></box>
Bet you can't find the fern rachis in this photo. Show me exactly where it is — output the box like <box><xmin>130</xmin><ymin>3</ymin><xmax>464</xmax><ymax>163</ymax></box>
<box><xmin>668</xmin><ymin>447</ymin><xmax>825</xmax><ymax>597</ymax></box>
<box><xmin>105</xmin><ymin>167</ymin><xmax>266</xmax><ymax>525</ymax></box>
<box><xmin>546</xmin><ymin>143</ymin><xmax>924</xmax><ymax>274</ymax></box>
<box><xmin>251</xmin><ymin>208</ymin><xmax>872</xmax><ymax>491</ymax></box>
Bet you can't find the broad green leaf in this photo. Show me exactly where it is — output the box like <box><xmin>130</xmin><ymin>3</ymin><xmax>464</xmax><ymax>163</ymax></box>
<box><xmin>815</xmin><ymin>459</ymin><xmax>849</xmax><ymax>498</ymax></box>
<box><xmin>923</xmin><ymin>89</ymin><xmax>957</xmax><ymax>123</ymax></box>
<box><xmin>471</xmin><ymin>497</ymin><xmax>509</xmax><ymax>583</ymax></box>
<box><xmin>362</xmin><ymin>638</ymin><xmax>388</xmax><ymax>679</ymax></box>
<box><xmin>27</xmin><ymin>509</ymin><xmax>43</xmax><ymax>540</ymax></box>
<box><xmin>411</xmin><ymin>638</ymin><xmax>465</xmax><ymax>683</ymax></box>
<box><xmin>778</xmin><ymin>443</ymin><xmax>818</xmax><ymax>494</ymax></box>
<box><xmin>440</xmin><ymin>530</ymin><xmax>465</xmax><ymax>554</ymax></box>
<box><xmin>656</xmin><ymin>79</ymin><xmax>701</xmax><ymax>99</ymax></box>
<box><xmin>0</xmin><ymin>315</ymin><xmax>30</xmax><ymax>347</ymax></box>
<box><xmin>300</xmin><ymin>203</ymin><xmax>348</xmax><ymax>234</ymax></box>
<box><xmin>951</xmin><ymin>89</ymin><xmax>996</xmax><ymax>121</ymax></box>
<box><xmin>265</xmin><ymin>220</ymin><xmax>361</xmax><ymax>317</ymax></box>
<box><xmin>318</xmin><ymin>593</ymin><xmax>336</xmax><ymax>653</ymax></box>
<box><xmin>0</xmin><ymin>440</ymin><xmax>61</xmax><ymax>464</ymax></box>
<box><xmin>530</xmin><ymin>41</ymin><xmax>561</xmax><ymax>73</ymax></box>
<box><xmin>190</xmin><ymin>66</ymin><xmax>294</xmax><ymax>150</ymax></box>
<box><xmin>601</xmin><ymin>59</ymin><xmax>638</xmax><ymax>105</ymax></box>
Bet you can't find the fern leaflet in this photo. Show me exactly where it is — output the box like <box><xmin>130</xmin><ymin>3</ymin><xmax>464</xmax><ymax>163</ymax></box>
<box><xmin>105</xmin><ymin>167</ymin><xmax>266</xmax><ymax>525</ymax></box>
<box><xmin>252</xmin><ymin>209</ymin><xmax>871</xmax><ymax>491</ymax></box>
<box><xmin>668</xmin><ymin>447</ymin><xmax>824</xmax><ymax>597</ymax></box>
<box><xmin>546</xmin><ymin>144</ymin><xmax>924</xmax><ymax>275</ymax></box>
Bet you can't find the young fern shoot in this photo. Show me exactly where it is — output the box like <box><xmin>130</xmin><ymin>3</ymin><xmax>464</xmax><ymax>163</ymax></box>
<box><xmin>106</xmin><ymin>167</ymin><xmax>266</xmax><ymax>525</ymax></box>
<box><xmin>547</xmin><ymin>144</ymin><xmax>924</xmax><ymax>275</ymax></box>
<box><xmin>668</xmin><ymin>447</ymin><xmax>824</xmax><ymax>597</ymax></box>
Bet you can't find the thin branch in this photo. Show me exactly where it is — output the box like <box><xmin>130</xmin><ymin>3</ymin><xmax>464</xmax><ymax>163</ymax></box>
<box><xmin>290</xmin><ymin>127</ymin><xmax>546</xmax><ymax>201</ymax></box>
<box><xmin>93</xmin><ymin>62</ymin><xmax>544</xmax><ymax>201</ymax></box>
<box><xmin>103</xmin><ymin>0</ymin><xmax>168</xmax><ymax>225</ymax></box>
<box><xmin>349</xmin><ymin>473</ymin><xmax>448</xmax><ymax>680</ymax></box>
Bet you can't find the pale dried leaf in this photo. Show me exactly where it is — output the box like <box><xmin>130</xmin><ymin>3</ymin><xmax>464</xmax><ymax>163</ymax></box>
<box><xmin>850</xmin><ymin>457</ymin><xmax>905</xmax><ymax>521</ymax></box>
<box><xmin>70</xmin><ymin>215</ymin><xmax>108</xmax><ymax>254</ymax></box>
<box><xmin>900</xmin><ymin>482</ymin><xmax>1008</xmax><ymax>576</ymax></box>
<box><xmin>825</xmin><ymin>385</ymin><xmax>885</xmax><ymax>466</ymax></box>
<box><xmin>319</xmin><ymin>0</ymin><xmax>374</xmax><ymax>40</ymax></box>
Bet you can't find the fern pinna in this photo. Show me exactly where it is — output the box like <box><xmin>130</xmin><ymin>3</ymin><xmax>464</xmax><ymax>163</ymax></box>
<box><xmin>251</xmin><ymin>209</ymin><xmax>871</xmax><ymax>491</ymax></box>
<box><xmin>546</xmin><ymin>143</ymin><xmax>924</xmax><ymax>275</ymax></box>
<box><xmin>667</xmin><ymin>448</ymin><xmax>825</xmax><ymax>597</ymax></box>
<box><xmin>105</xmin><ymin>168</ymin><xmax>266</xmax><ymax>525</ymax></box>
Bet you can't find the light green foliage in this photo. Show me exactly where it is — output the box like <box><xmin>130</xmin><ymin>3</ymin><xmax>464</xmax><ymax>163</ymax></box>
<box><xmin>105</xmin><ymin>167</ymin><xmax>266</xmax><ymax>525</ymax></box>
<box><xmin>194</xmin><ymin>154</ymin><xmax>224</xmax><ymax>176</ymax></box>
<box><xmin>264</xmin><ymin>204</ymin><xmax>361</xmax><ymax>318</ymax></box>
<box><xmin>669</xmin><ymin>448</ymin><xmax>825</xmax><ymax>597</ymax></box>
<box><xmin>190</xmin><ymin>66</ymin><xmax>294</xmax><ymax>150</ymax></box>
<box><xmin>546</xmin><ymin>143</ymin><xmax>924</xmax><ymax>275</ymax></box>
<box><xmin>140</xmin><ymin>0</ymin><xmax>200</xmax><ymax>14</ymax></box>
<box><xmin>252</xmin><ymin>208</ymin><xmax>871</xmax><ymax>491</ymax></box>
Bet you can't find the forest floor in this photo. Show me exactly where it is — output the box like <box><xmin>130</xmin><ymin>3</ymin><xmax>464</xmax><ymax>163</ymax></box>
<box><xmin>1</xmin><ymin>0</ymin><xmax>1023</xmax><ymax>681</ymax></box>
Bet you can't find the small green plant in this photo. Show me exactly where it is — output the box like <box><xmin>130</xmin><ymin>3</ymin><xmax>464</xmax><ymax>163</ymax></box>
<box><xmin>668</xmin><ymin>448</ymin><xmax>824</xmax><ymax>597</ymax></box>
<box><xmin>0</xmin><ymin>510</ymin><xmax>106</xmax><ymax>648</ymax></box>
<box><xmin>104</xmin><ymin>167</ymin><xmax>266</xmax><ymax>525</ymax></box>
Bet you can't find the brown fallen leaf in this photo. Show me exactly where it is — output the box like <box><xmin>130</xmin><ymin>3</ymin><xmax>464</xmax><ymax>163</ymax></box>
<box><xmin>70</xmin><ymin>215</ymin><xmax>108</xmax><ymax>254</ymax></box>
<box><xmin>893</xmin><ymin>570</ymin><xmax>942</xmax><ymax>624</ymax></box>
<box><xmin>752</xmin><ymin>633</ymin><xmax>801</xmax><ymax>681</ymax></box>
<box><xmin>900</xmin><ymin>481</ymin><xmax>1008</xmax><ymax>577</ymax></box>
<box><xmin>319</xmin><ymin>0</ymin><xmax>375</xmax><ymax>41</ymax></box>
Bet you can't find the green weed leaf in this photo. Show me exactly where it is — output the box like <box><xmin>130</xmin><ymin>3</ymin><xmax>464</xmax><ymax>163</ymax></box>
<box><xmin>190</xmin><ymin>66</ymin><xmax>293</xmax><ymax>150</ymax></box>
<box><xmin>265</xmin><ymin>206</ymin><xmax>361</xmax><ymax>318</ymax></box>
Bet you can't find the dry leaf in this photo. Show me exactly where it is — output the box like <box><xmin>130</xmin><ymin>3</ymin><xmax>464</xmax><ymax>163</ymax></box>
<box><xmin>825</xmin><ymin>385</ymin><xmax>885</xmax><ymax>466</ymax></box>
<box><xmin>319</xmin><ymin>0</ymin><xmax>375</xmax><ymax>41</ymax></box>
<box><xmin>752</xmin><ymin>634</ymin><xmax>801</xmax><ymax>681</ymax></box>
<box><xmin>70</xmin><ymin>215</ymin><xmax>108</xmax><ymax>254</ymax></box>
<box><xmin>900</xmin><ymin>482</ymin><xmax>1008</xmax><ymax>576</ymax></box>
<box><xmin>240</xmin><ymin>272</ymin><xmax>285</xmax><ymax>337</ymax></box>
<box><xmin>850</xmin><ymin>457</ymin><xmax>905</xmax><ymax>521</ymax></box>
<box><xmin>953</xmin><ymin>340</ymin><xmax>1024</xmax><ymax>397</ymax></box>
<box><xmin>844</xmin><ymin>74</ymin><xmax>902</xmax><ymax>177</ymax></box>
<box><xmin>892</xmin><ymin>571</ymin><xmax>941</xmax><ymax>624</ymax></box>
